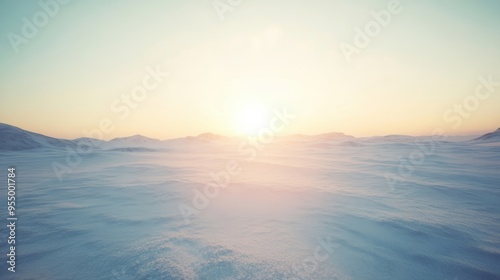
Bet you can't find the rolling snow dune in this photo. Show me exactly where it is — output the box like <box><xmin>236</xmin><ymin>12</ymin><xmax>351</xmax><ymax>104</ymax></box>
<box><xmin>472</xmin><ymin>128</ymin><xmax>500</xmax><ymax>142</ymax></box>
<box><xmin>0</xmin><ymin>126</ymin><xmax>499</xmax><ymax>279</ymax></box>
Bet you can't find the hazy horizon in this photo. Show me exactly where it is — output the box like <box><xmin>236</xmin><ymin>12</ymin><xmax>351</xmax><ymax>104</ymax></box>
<box><xmin>1</xmin><ymin>121</ymin><xmax>497</xmax><ymax>141</ymax></box>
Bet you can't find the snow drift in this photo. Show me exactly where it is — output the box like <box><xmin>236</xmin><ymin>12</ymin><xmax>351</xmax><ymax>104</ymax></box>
<box><xmin>0</xmin><ymin>124</ymin><xmax>499</xmax><ymax>280</ymax></box>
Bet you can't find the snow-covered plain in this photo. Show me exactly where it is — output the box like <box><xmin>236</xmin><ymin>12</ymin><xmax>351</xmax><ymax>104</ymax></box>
<box><xmin>1</xmin><ymin>125</ymin><xmax>500</xmax><ymax>280</ymax></box>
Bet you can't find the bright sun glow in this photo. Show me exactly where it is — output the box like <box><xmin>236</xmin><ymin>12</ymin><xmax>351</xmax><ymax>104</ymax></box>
<box><xmin>234</xmin><ymin>103</ymin><xmax>269</xmax><ymax>135</ymax></box>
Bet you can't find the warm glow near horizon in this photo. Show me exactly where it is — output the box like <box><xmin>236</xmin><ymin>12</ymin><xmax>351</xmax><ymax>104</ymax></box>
<box><xmin>0</xmin><ymin>0</ymin><xmax>499</xmax><ymax>140</ymax></box>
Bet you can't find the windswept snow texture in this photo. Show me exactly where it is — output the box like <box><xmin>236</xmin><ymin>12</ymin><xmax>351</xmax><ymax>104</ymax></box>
<box><xmin>1</xmin><ymin>135</ymin><xmax>500</xmax><ymax>279</ymax></box>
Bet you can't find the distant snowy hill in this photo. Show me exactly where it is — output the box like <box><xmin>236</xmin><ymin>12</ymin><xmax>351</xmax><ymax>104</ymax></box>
<box><xmin>0</xmin><ymin>123</ymin><xmax>74</xmax><ymax>151</ymax></box>
<box><xmin>108</xmin><ymin>135</ymin><xmax>161</xmax><ymax>147</ymax></box>
<box><xmin>110</xmin><ymin>134</ymin><xmax>160</xmax><ymax>144</ymax></box>
<box><xmin>169</xmin><ymin>133</ymin><xmax>231</xmax><ymax>145</ymax></box>
<box><xmin>473</xmin><ymin>128</ymin><xmax>500</xmax><ymax>142</ymax></box>
<box><xmin>315</xmin><ymin>132</ymin><xmax>355</xmax><ymax>140</ymax></box>
<box><xmin>365</xmin><ymin>135</ymin><xmax>422</xmax><ymax>143</ymax></box>
<box><xmin>194</xmin><ymin>132</ymin><xmax>226</xmax><ymax>142</ymax></box>
<box><xmin>280</xmin><ymin>132</ymin><xmax>355</xmax><ymax>143</ymax></box>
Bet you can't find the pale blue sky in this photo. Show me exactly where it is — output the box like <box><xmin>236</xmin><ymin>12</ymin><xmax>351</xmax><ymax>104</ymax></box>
<box><xmin>0</xmin><ymin>0</ymin><xmax>499</xmax><ymax>139</ymax></box>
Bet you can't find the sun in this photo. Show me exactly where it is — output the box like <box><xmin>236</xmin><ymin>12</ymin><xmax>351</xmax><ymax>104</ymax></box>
<box><xmin>234</xmin><ymin>103</ymin><xmax>269</xmax><ymax>135</ymax></box>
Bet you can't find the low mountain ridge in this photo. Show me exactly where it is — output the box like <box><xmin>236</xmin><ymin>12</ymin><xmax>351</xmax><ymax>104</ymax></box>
<box><xmin>104</xmin><ymin>134</ymin><xmax>162</xmax><ymax>149</ymax></box>
<box><xmin>0</xmin><ymin>123</ymin><xmax>162</xmax><ymax>151</ymax></box>
<box><xmin>3</xmin><ymin>122</ymin><xmax>498</xmax><ymax>152</ymax></box>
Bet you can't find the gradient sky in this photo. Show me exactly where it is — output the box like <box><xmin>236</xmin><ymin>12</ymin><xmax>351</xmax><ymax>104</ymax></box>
<box><xmin>0</xmin><ymin>0</ymin><xmax>499</xmax><ymax>140</ymax></box>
